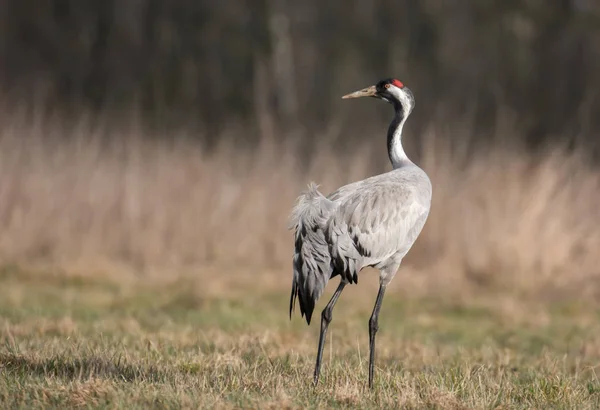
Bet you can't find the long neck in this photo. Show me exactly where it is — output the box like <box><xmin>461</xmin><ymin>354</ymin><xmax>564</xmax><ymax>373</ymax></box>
<box><xmin>387</xmin><ymin>102</ymin><xmax>411</xmax><ymax>169</ymax></box>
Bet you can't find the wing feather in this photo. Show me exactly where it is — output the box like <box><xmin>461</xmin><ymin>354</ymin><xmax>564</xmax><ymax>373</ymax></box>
<box><xmin>327</xmin><ymin>172</ymin><xmax>431</xmax><ymax>276</ymax></box>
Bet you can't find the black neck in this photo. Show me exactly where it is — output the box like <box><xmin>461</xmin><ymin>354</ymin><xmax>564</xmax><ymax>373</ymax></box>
<box><xmin>386</xmin><ymin>102</ymin><xmax>407</xmax><ymax>167</ymax></box>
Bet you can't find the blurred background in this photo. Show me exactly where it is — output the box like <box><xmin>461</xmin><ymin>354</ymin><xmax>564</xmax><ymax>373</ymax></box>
<box><xmin>0</xmin><ymin>0</ymin><xmax>599</xmax><ymax>301</ymax></box>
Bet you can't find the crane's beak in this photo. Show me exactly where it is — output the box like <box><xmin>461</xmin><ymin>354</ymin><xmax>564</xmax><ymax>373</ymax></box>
<box><xmin>341</xmin><ymin>85</ymin><xmax>377</xmax><ymax>99</ymax></box>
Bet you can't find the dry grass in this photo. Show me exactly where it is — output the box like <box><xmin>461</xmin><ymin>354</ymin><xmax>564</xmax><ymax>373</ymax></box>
<box><xmin>1</xmin><ymin>110</ymin><xmax>600</xmax><ymax>407</ymax></box>
<box><xmin>0</xmin><ymin>107</ymin><xmax>600</xmax><ymax>409</ymax></box>
<box><xmin>0</xmin><ymin>111</ymin><xmax>599</xmax><ymax>300</ymax></box>
<box><xmin>1</xmin><ymin>266</ymin><xmax>600</xmax><ymax>409</ymax></box>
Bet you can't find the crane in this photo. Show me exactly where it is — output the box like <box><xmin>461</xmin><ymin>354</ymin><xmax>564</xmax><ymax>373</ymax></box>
<box><xmin>289</xmin><ymin>78</ymin><xmax>432</xmax><ymax>389</ymax></box>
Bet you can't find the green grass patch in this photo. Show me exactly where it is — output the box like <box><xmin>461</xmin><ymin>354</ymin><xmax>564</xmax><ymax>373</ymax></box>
<box><xmin>1</xmin><ymin>270</ymin><xmax>600</xmax><ymax>408</ymax></box>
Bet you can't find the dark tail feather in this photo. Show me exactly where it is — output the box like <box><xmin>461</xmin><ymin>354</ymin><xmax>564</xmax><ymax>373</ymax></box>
<box><xmin>289</xmin><ymin>281</ymin><xmax>296</xmax><ymax>320</ymax></box>
<box><xmin>289</xmin><ymin>183</ymin><xmax>333</xmax><ymax>326</ymax></box>
<box><xmin>303</xmin><ymin>300</ymin><xmax>314</xmax><ymax>325</ymax></box>
<box><xmin>290</xmin><ymin>274</ymin><xmax>315</xmax><ymax>325</ymax></box>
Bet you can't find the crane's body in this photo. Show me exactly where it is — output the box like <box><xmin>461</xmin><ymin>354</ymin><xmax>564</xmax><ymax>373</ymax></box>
<box><xmin>289</xmin><ymin>78</ymin><xmax>432</xmax><ymax>388</ymax></box>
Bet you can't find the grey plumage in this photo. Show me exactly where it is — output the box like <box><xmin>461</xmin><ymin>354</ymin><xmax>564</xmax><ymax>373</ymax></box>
<box><xmin>288</xmin><ymin>78</ymin><xmax>433</xmax><ymax>388</ymax></box>
<box><xmin>289</xmin><ymin>182</ymin><xmax>334</xmax><ymax>323</ymax></box>
<box><xmin>290</xmin><ymin>163</ymin><xmax>431</xmax><ymax>323</ymax></box>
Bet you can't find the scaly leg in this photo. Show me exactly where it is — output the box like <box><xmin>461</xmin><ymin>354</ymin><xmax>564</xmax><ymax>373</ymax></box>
<box><xmin>313</xmin><ymin>281</ymin><xmax>347</xmax><ymax>386</ymax></box>
<box><xmin>368</xmin><ymin>283</ymin><xmax>387</xmax><ymax>389</ymax></box>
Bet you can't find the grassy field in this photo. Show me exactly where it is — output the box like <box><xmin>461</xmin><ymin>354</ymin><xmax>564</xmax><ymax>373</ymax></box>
<box><xmin>1</xmin><ymin>265</ymin><xmax>600</xmax><ymax>409</ymax></box>
<box><xmin>0</xmin><ymin>114</ymin><xmax>600</xmax><ymax>408</ymax></box>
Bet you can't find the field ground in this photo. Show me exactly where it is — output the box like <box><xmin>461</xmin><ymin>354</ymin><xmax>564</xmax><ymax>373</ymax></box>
<box><xmin>1</xmin><ymin>265</ymin><xmax>600</xmax><ymax>409</ymax></box>
<box><xmin>0</xmin><ymin>66</ymin><xmax>599</xmax><ymax>409</ymax></box>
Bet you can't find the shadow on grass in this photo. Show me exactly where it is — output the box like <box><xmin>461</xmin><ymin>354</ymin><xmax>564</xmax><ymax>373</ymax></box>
<box><xmin>0</xmin><ymin>352</ymin><xmax>172</xmax><ymax>383</ymax></box>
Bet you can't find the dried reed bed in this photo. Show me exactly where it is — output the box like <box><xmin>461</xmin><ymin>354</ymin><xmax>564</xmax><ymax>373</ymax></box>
<box><xmin>0</xmin><ymin>112</ymin><xmax>599</xmax><ymax>300</ymax></box>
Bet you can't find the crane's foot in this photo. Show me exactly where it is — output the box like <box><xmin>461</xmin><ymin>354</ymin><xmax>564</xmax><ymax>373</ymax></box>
<box><xmin>313</xmin><ymin>363</ymin><xmax>321</xmax><ymax>387</ymax></box>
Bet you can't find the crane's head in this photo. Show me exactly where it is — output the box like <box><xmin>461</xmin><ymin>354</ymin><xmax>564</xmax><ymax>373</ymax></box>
<box><xmin>342</xmin><ymin>78</ymin><xmax>414</xmax><ymax>114</ymax></box>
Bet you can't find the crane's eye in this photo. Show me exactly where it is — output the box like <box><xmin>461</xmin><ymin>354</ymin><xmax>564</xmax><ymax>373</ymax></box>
<box><xmin>384</xmin><ymin>84</ymin><xmax>391</xmax><ymax>89</ymax></box>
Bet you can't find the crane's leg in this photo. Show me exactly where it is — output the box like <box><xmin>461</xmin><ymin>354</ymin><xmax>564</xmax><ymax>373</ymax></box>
<box><xmin>313</xmin><ymin>280</ymin><xmax>347</xmax><ymax>386</ymax></box>
<box><xmin>368</xmin><ymin>283</ymin><xmax>387</xmax><ymax>389</ymax></box>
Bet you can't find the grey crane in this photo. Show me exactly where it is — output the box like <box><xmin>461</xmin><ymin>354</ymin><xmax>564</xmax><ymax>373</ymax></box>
<box><xmin>289</xmin><ymin>78</ymin><xmax>432</xmax><ymax>388</ymax></box>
